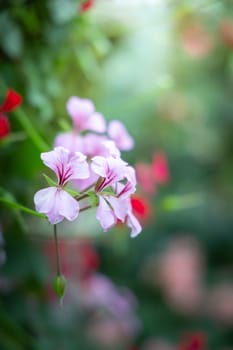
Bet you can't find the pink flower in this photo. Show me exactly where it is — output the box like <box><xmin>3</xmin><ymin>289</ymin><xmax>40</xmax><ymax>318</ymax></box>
<box><xmin>181</xmin><ymin>23</ymin><xmax>213</xmax><ymax>58</ymax></box>
<box><xmin>92</xmin><ymin>157</ymin><xmax>141</xmax><ymax>237</ymax></box>
<box><xmin>82</xmin><ymin>134</ymin><xmax>109</xmax><ymax>157</ymax></box>
<box><xmin>157</xmin><ymin>236</ymin><xmax>204</xmax><ymax>314</ymax></box>
<box><xmin>108</xmin><ymin>120</ymin><xmax>134</xmax><ymax>151</ymax></box>
<box><xmin>77</xmin><ymin>274</ymin><xmax>140</xmax><ymax>347</ymax></box>
<box><xmin>34</xmin><ymin>146</ymin><xmax>89</xmax><ymax>224</ymax></box>
<box><xmin>220</xmin><ymin>19</ymin><xmax>233</xmax><ymax>48</ymax></box>
<box><xmin>92</xmin><ymin>155</ymin><xmax>127</xmax><ymax>192</ymax></box>
<box><xmin>207</xmin><ymin>283</ymin><xmax>233</xmax><ymax>326</ymax></box>
<box><xmin>54</xmin><ymin>132</ymin><xmax>84</xmax><ymax>153</ymax></box>
<box><xmin>67</xmin><ymin>96</ymin><xmax>106</xmax><ymax>133</ymax></box>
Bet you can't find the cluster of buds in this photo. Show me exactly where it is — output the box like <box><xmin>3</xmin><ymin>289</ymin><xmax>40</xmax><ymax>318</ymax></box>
<box><xmin>34</xmin><ymin>96</ymin><xmax>141</xmax><ymax>238</ymax></box>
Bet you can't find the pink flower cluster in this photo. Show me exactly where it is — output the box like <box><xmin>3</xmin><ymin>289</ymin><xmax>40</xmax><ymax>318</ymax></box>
<box><xmin>34</xmin><ymin>96</ymin><xmax>141</xmax><ymax>237</ymax></box>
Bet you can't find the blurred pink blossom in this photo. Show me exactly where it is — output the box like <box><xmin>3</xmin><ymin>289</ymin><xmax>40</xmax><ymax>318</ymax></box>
<box><xmin>67</xmin><ymin>96</ymin><xmax>106</xmax><ymax>133</ymax></box>
<box><xmin>136</xmin><ymin>163</ymin><xmax>156</xmax><ymax>195</ymax></box>
<box><xmin>157</xmin><ymin>236</ymin><xmax>204</xmax><ymax>314</ymax></box>
<box><xmin>136</xmin><ymin>152</ymin><xmax>170</xmax><ymax>195</ymax></box>
<box><xmin>207</xmin><ymin>283</ymin><xmax>233</xmax><ymax>326</ymax></box>
<box><xmin>181</xmin><ymin>23</ymin><xmax>213</xmax><ymax>58</ymax></box>
<box><xmin>54</xmin><ymin>132</ymin><xmax>84</xmax><ymax>154</ymax></box>
<box><xmin>220</xmin><ymin>18</ymin><xmax>233</xmax><ymax>49</ymax></box>
<box><xmin>78</xmin><ymin>273</ymin><xmax>140</xmax><ymax>348</ymax></box>
<box><xmin>108</xmin><ymin>120</ymin><xmax>134</xmax><ymax>151</ymax></box>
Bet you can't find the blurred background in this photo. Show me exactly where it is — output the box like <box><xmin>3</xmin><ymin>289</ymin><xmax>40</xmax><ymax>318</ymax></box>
<box><xmin>1</xmin><ymin>0</ymin><xmax>233</xmax><ymax>349</ymax></box>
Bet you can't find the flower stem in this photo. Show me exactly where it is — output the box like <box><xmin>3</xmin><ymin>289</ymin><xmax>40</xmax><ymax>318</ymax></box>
<box><xmin>75</xmin><ymin>193</ymin><xmax>89</xmax><ymax>201</ymax></box>
<box><xmin>80</xmin><ymin>205</ymin><xmax>92</xmax><ymax>212</ymax></box>
<box><xmin>53</xmin><ymin>224</ymin><xmax>61</xmax><ymax>276</ymax></box>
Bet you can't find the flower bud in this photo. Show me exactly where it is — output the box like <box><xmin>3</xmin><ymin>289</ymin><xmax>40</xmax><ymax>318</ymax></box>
<box><xmin>53</xmin><ymin>274</ymin><xmax>66</xmax><ymax>299</ymax></box>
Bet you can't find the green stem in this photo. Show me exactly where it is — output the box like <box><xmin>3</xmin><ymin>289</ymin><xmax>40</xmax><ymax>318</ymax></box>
<box><xmin>75</xmin><ymin>193</ymin><xmax>89</xmax><ymax>201</ymax></box>
<box><xmin>0</xmin><ymin>196</ymin><xmax>46</xmax><ymax>218</ymax></box>
<box><xmin>79</xmin><ymin>205</ymin><xmax>92</xmax><ymax>212</ymax></box>
<box><xmin>14</xmin><ymin>108</ymin><xmax>49</xmax><ymax>152</ymax></box>
<box><xmin>53</xmin><ymin>224</ymin><xmax>61</xmax><ymax>276</ymax></box>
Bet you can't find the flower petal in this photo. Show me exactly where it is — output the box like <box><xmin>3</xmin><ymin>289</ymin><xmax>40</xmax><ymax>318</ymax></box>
<box><xmin>87</xmin><ymin>112</ymin><xmax>106</xmax><ymax>132</ymax></box>
<box><xmin>96</xmin><ymin>196</ymin><xmax>116</xmax><ymax>231</ymax></box>
<box><xmin>73</xmin><ymin>168</ymin><xmax>98</xmax><ymax>192</ymax></box>
<box><xmin>57</xmin><ymin>189</ymin><xmax>80</xmax><ymax>222</ymax></box>
<box><xmin>41</xmin><ymin>146</ymin><xmax>89</xmax><ymax>185</ymax></box>
<box><xmin>83</xmin><ymin>134</ymin><xmax>108</xmax><ymax>157</ymax></box>
<box><xmin>66</xmin><ymin>96</ymin><xmax>95</xmax><ymax>132</ymax></box>
<box><xmin>108</xmin><ymin>120</ymin><xmax>134</xmax><ymax>151</ymax></box>
<box><xmin>54</xmin><ymin>132</ymin><xmax>84</xmax><ymax>153</ymax></box>
<box><xmin>72</xmin><ymin>151</ymin><xmax>90</xmax><ymax>179</ymax></box>
<box><xmin>34</xmin><ymin>187</ymin><xmax>56</xmax><ymax>213</ymax></box>
<box><xmin>91</xmin><ymin>156</ymin><xmax>127</xmax><ymax>181</ymax></box>
<box><xmin>102</xmin><ymin>140</ymin><xmax>121</xmax><ymax>158</ymax></box>
<box><xmin>34</xmin><ymin>187</ymin><xmax>63</xmax><ymax>224</ymax></box>
<box><xmin>107</xmin><ymin>196</ymin><xmax>128</xmax><ymax>222</ymax></box>
<box><xmin>127</xmin><ymin>211</ymin><xmax>142</xmax><ymax>238</ymax></box>
<box><xmin>34</xmin><ymin>187</ymin><xmax>79</xmax><ymax>224</ymax></box>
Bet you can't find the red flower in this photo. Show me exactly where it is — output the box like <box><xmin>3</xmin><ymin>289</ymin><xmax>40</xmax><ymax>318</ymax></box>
<box><xmin>0</xmin><ymin>114</ymin><xmax>10</xmax><ymax>139</ymax></box>
<box><xmin>152</xmin><ymin>151</ymin><xmax>170</xmax><ymax>184</ymax></box>
<box><xmin>79</xmin><ymin>0</ymin><xmax>95</xmax><ymax>13</ymax></box>
<box><xmin>0</xmin><ymin>89</ymin><xmax>22</xmax><ymax>113</ymax></box>
<box><xmin>0</xmin><ymin>89</ymin><xmax>22</xmax><ymax>140</ymax></box>
<box><xmin>131</xmin><ymin>195</ymin><xmax>152</xmax><ymax>222</ymax></box>
<box><xmin>178</xmin><ymin>332</ymin><xmax>206</xmax><ymax>350</ymax></box>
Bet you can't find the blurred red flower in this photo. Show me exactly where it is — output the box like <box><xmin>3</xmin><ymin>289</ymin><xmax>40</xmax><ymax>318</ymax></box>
<box><xmin>178</xmin><ymin>332</ymin><xmax>206</xmax><ymax>350</ymax></box>
<box><xmin>79</xmin><ymin>0</ymin><xmax>95</xmax><ymax>13</ymax></box>
<box><xmin>152</xmin><ymin>152</ymin><xmax>170</xmax><ymax>184</ymax></box>
<box><xmin>0</xmin><ymin>114</ymin><xmax>10</xmax><ymax>139</ymax></box>
<box><xmin>0</xmin><ymin>89</ymin><xmax>22</xmax><ymax>113</ymax></box>
<box><xmin>0</xmin><ymin>89</ymin><xmax>22</xmax><ymax>140</ymax></box>
<box><xmin>131</xmin><ymin>195</ymin><xmax>152</xmax><ymax>223</ymax></box>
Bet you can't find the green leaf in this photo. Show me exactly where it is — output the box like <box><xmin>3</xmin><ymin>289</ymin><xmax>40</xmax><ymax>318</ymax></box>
<box><xmin>161</xmin><ymin>193</ymin><xmax>204</xmax><ymax>211</ymax></box>
<box><xmin>0</xmin><ymin>196</ymin><xmax>46</xmax><ymax>219</ymax></box>
<box><xmin>65</xmin><ymin>187</ymin><xmax>80</xmax><ymax>197</ymax></box>
<box><xmin>86</xmin><ymin>191</ymin><xmax>99</xmax><ymax>207</ymax></box>
<box><xmin>43</xmin><ymin>173</ymin><xmax>57</xmax><ymax>187</ymax></box>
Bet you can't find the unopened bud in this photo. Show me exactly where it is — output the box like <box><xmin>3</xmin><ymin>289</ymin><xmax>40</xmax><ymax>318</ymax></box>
<box><xmin>53</xmin><ymin>274</ymin><xmax>66</xmax><ymax>299</ymax></box>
